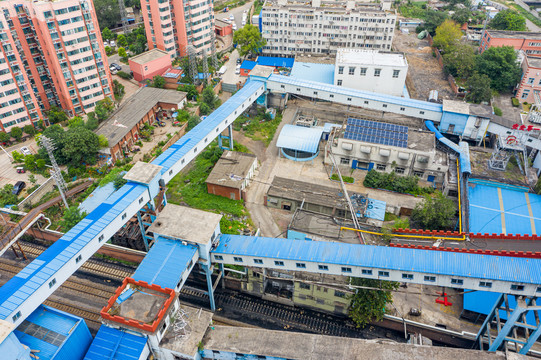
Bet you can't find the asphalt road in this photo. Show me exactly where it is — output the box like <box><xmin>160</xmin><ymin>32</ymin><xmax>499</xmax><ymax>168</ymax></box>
<box><xmin>217</xmin><ymin>0</ymin><xmax>254</xmax><ymax>30</ymax></box>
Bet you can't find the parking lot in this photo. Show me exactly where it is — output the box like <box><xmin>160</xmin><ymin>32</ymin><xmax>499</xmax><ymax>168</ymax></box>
<box><xmin>0</xmin><ymin>138</ymin><xmax>47</xmax><ymax>191</ymax></box>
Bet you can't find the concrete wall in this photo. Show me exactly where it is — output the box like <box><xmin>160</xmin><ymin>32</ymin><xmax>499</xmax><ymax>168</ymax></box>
<box><xmin>18</xmin><ymin>177</ymin><xmax>55</xmax><ymax>208</ymax></box>
<box><xmin>207</xmin><ymin>184</ymin><xmax>241</xmax><ymax>200</ymax></box>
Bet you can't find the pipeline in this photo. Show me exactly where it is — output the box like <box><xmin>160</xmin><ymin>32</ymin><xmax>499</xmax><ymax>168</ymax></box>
<box><xmin>340</xmin><ymin>226</ymin><xmax>466</xmax><ymax>241</ymax></box>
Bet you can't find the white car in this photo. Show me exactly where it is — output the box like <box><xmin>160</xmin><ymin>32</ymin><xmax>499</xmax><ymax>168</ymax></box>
<box><xmin>110</xmin><ymin>40</ymin><xmax>116</xmax><ymax>47</ymax></box>
<box><xmin>232</xmin><ymin>23</ymin><xmax>237</xmax><ymax>31</ymax></box>
<box><xmin>229</xmin><ymin>14</ymin><xmax>234</xmax><ymax>21</ymax></box>
<box><xmin>242</xmin><ymin>20</ymin><xmax>246</xmax><ymax>26</ymax></box>
<box><xmin>235</xmin><ymin>67</ymin><xmax>240</xmax><ymax>75</ymax></box>
<box><xmin>20</xmin><ymin>146</ymin><xmax>32</xmax><ymax>156</ymax></box>
<box><xmin>103</xmin><ymin>40</ymin><xmax>109</xmax><ymax>47</ymax></box>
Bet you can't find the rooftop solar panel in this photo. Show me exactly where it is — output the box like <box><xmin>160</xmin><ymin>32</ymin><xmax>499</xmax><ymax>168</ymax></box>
<box><xmin>344</xmin><ymin>117</ymin><xmax>408</xmax><ymax>148</ymax></box>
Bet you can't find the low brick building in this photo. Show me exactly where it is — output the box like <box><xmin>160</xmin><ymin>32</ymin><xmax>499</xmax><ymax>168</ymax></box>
<box><xmin>96</xmin><ymin>87</ymin><xmax>186</xmax><ymax>163</ymax></box>
<box><xmin>206</xmin><ymin>151</ymin><xmax>258</xmax><ymax>200</ymax></box>
<box><xmin>479</xmin><ymin>30</ymin><xmax>541</xmax><ymax>57</ymax></box>
<box><xmin>129</xmin><ymin>49</ymin><xmax>172</xmax><ymax>82</ymax></box>
<box><xmin>215</xmin><ymin>19</ymin><xmax>233</xmax><ymax>37</ymax></box>
<box><xmin>516</xmin><ymin>55</ymin><xmax>541</xmax><ymax>103</ymax></box>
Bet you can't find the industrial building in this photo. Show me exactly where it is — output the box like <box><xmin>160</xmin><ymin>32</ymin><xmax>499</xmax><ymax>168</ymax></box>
<box><xmin>333</xmin><ymin>49</ymin><xmax>408</xmax><ymax>97</ymax></box>
<box><xmin>0</xmin><ymin>0</ymin><xmax>114</xmax><ymax>131</ymax></box>
<box><xmin>439</xmin><ymin>100</ymin><xmax>493</xmax><ymax>143</ymax></box>
<box><xmin>479</xmin><ymin>29</ymin><xmax>541</xmax><ymax>57</ymax></box>
<box><xmin>325</xmin><ymin>118</ymin><xmax>449</xmax><ymax>186</ymax></box>
<box><xmin>259</xmin><ymin>0</ymin><xmax>397</xmax><ymax>56</ymax></box>
<box><xmin>276</xmin><ymin>124</ymin><xmax>323</xmax><ymax>161</ymax></box>
<box><xmin>141</xmin><ymin>0</ymin><xmax>215</xmax><ymax>57</ymax></box>
<box><xmin>206</xmin><ymin>150</ymin><xmax>258</xmax><ymax>201</ymax></box>
<box><xmin>96</xmin><ymin>87</ymin><xmax>186</xmax><ymax>163</ymax></box>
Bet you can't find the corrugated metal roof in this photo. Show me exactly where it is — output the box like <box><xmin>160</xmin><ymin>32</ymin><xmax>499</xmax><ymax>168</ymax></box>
<box><xmin>270</xmin><ymin>74</ymin><xmax>443</xmax><ymax>112</ymax></box>
<box><xmin>276</xmin><ymin>124</ymin><xmax>323</xmax><ymax>153</ymax></box>
<box><xmin>290</xmin><ymin>62</ymin><xmax>335</xmax><ymax>85</ymax></box>
<box><xmin>240</xmin><ymin>60</ymin><xmax>257</xmax><ymax>70</ymax></box>
<box><xmin>256</xmin><ymin>56</ymin><xmax>294</xmax><ymax>68</ymax></box>
<box><xmin>132</xmin><ymin>237</ymin><xmax>197</xmax><ymax>290</ymax></box>
<box><xmin>84</xmin><ymin>325</ymin><xmax>147</xmax><ymax>360</ymax></box>
<box><xmin>213</xmin><ymin>235</ymin><xmax>541</xmax><ymax>285</ymax></box>
<box><xmin>0</xmin><ymin>184</ymin><xmax>147</xmax><ymax>320</ymax></box>
<box><xmin>463</xmin><ymin>291</ymin><xmax>537</xmax><ymax>325</ymax></box>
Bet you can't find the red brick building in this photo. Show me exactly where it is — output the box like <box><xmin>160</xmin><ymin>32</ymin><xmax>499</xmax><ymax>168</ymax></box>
<box><xmin>96</xmin><ymin>88</ymin><xmax>186</xmax><ymax>163</ymax></box>
<box><xmin>516</xmin><ymin>55</ymin><xmax>541</xmax><ymax>103</ymax></box>
<box><xmin>206</xmin><ymin>151</ymin><xmax>258</xmax><ymax>200</ymax></box>
<box><xmin>215</xmin><ymin>19</ymin><xmax>233</xmax><ymax>37</ymax></box>
<box><xmin>479</xmin><ymin>30</ymin><xmax>541</xmax><ymax>57</ymax></box>
<box><xmin>129</xmin><ymin>49</ymin><xmax>172</xmax><ymax>82</ymax></box>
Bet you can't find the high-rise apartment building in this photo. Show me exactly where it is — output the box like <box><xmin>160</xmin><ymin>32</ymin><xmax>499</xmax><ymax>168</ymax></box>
<box><xmin>0</xmin><ymin>0</ymin><xmax>113</xmax><ymax>131</ymax></box>
<box><xmin>141</xmin><ymin>0</ymin><xmax>214</xmax><ymax>58</ymax></box>
<box><xmin>260</xmin><ymin>0</ymin><xmax>396</xmax><ymax>56</ymax></box>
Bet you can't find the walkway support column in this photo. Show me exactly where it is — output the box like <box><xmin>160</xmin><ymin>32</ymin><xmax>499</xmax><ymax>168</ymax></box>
<box><xmin>204</xmin><ymin>263</ymin><xmax>216</xmax><ymax>311</ymax></box>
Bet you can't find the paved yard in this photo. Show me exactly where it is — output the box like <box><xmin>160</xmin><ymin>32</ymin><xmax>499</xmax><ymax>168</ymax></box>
<box><xmin>0</xmin><ymin>138</ymin><xmax>47</xmax><ymax>189</ymax></box>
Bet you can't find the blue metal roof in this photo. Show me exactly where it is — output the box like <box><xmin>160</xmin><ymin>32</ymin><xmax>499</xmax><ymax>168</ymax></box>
<box><xmin>78</xmin><ymin>182</ymin><xmax>117</xmax><ymax>214</ymax></box>
<box><xmin>213</xmin><ymin>235</ymin><xmax>541</xmax><ymax>285</ymax></box>
<box><xmin>270</xmin><ymin>74</ymin><xmax>443</xmax><ymax>112</ymax></box>
<box><xmin>276</xmin><ymin>124</ymin><xmax>323</xmax><ymax>154</ymax></box>
<box><xmin>0</xmin><ymin>183</ymin><xmax>147</xmax><ymax>321</ymax></box>
<box><xmin>463</xmin><ymin>291</ymin><xmax>537</xmax><ymax>325</ymax></box>
<box><xmin>240</xmin><ymin>60</ymin><xmax>257</xmax><ymax>70</ymax></box>
<box><xmin>132</xmin><ymin>237</ymin><xmax>198</xmax><ymax>289</ymax></box>
<box><xmin>290</xmin><ymin>62</ymin><xmax>334</xmax><ymax>85</ymax></box>
<box><xmin>84</xmin><ymin>325</ymin><xmax>147</xmax><ymax>360</ymax></box>
<box><xmin>0</xmin><ymin>333</ymin><xmax>29</xmax><ymax>360</ymax></box>
<box><xmin>152</xmin><ymin>80</ymin><xmax>264</xmax><ymax>175</ymax></box>
<box><xmin>257</xmin><ymin>56</ymin><xmax>294</xmax><ymax>68</ymax></box>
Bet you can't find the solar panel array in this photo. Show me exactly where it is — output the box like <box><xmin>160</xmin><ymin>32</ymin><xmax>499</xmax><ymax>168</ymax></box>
<box><xmin>344</xmin><ymin>118</ymin><xmax>408</xmax><ymax>148</ymax></box>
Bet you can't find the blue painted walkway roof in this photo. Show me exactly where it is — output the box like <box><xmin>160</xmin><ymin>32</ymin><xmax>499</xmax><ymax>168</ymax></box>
<box><xmin>0</xmin><ymin>183</ymin><xmax>147</xmax><ymax>321</ymax></box>
<box><xmin>152</xmin><ymin>80</ymin><xmax>264</xmax><ymax>175</ymax></box>
<box><xmin>290</xmin><ymin>62</ymin><xmax>334</xmax><ymax>85</ymax></box>
<box><xmin>214</xmin><ymin>235</ymin><xmax>541</xmax><ymax>285</ymax></box>
<box><xmin>84</xmin><ymin>325</ymin><xmax>147</xmax><ymax>360</ymax></box>
<box><xmin>257</xmin><ymin>56</ymin><xmax>294</xmax><ymax>68</ymax></box>
<box><xmin>132</xmin><ymin>237</ymin><xmax>198</xmax><ymax>289</ymax></box>
<box><xmin>276</xmin><ymin>124</ymin><xmax>323</xmax><ymax>153</ymax></box>
<box><xmin>78</xmin><ymin>181</ymin><xmax>117</xmax><ymax>214</ymax></box>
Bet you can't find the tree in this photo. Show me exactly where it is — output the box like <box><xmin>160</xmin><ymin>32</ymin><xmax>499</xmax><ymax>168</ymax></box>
<box><xmin>443</xmin><ymin>43</ymin><xmax>476</xmax><ymax>78</ymax></box>
<box><xmin>349</xmin><ymin>278</ymin><xmax>400</xmax><ymax>328</ymax></box>
<box><xmin>105</xmin><ymin>45</ymin><xmax>114</xmax><ymax>56</ymax></box>
<box><xmin>451</xmin><ymin>8</ymin><xmax>472</xmax><ymax>25</ymax></box>
<box><xmin>38</xmin><ymin>124</ymin><xmax>66</xmax><ymax>164</ymax></box>
<box><xmin>118</xmin><ymin>47</ymin><xmax>127</xmax><ymax>59</ymax></box>
<box><xmin>46</xmin><ymin>106</ymin><xmax>68</xmax><ymax>124</ymax></box>
<box><xmin>61</xmin><ymin>127</ymin><xmax>100</xmax><ymax>166</ymax></box>
<box><xmin>151</xmin><ymin>75</ymin><xmax>165</xmax><ymax>88</ymax></box>
<box><xmin>113</xmin><ymin>173</ymin><xmax>127</xmax><ymax>189</ymax></box>
<box><xmin>98</xmin><ymin>134</ymin><xmax>109</xmax><ymax>148</ymax></box>
<box><xmin>202</xmin><ymin>86</ymin><xmax>218</xmax><ymax>109</ymax></box>
<box><xmin>424</xmin><ymin>9</ymin><xmax>448</xmax><ymax>35</ymax></box>
<box><xmin>0</xmin><ymin>131</ymin><xmax>10</xmax><ymax>143</ymax></box>
<box><xmin>475</xmin><ymin>46</ymin><xmax>522</xmax><ymax>92</ymax></box>
<box><xmin>10</xmin><ymin>127</ymin><xmax>22</xmax><ymax>141</ymax></box>
<box><xmin>94</xmin><ymin>97</ymin><xmax>115</xmax><ymax>122</ymax></box>
<box><xmin>117</xmin><ymin>34</ymin><xmax>128</xmax><ymax>48</ymax></box>
<box><xmin>489</xmin><ymin>9</ymin><xmax>527</xmax><ymax>31</ymax></box>
<box><xmin>23</xmin><ymin>125</ymin><xmax>35</xmax><ymax>135</ymax></box>
<box><xmin>465</xmin><ymin>72</ymin><xmax>492</xmax><ymax>103</ymax></box>
<box><xmin>60</xmin><ymin>206</ymin><xmax>87</xmax><ymax>231</ymax></box>
<box><xmin>178</xmin><ymin>84</ymin><xmax>198</xmax><ymax>100</ymax></box>
<box><xmin>85</xmin><ymin>112</ymin><xmax>99</xmax><ymax>130</ymax></box>
<box><xmin>233</xmin><ymin>24</ymin><xmax>267</xmax><ymax>57</ymax></box>
<box><xmin>24</xmin><ymin>154</ymin><xmax>37</xmax><ymax>171</ymax></box>
<box><xmin>11</xmin><ymin>150</ymin><xmax>24</xmax><ymax>163</ymax></box>
<box><xmin>36</xmin><ymin>158</ymin><xmax>45</xmax><ymax>169</ymax></box>
<box><xmin>199</xmin><ymin>102</ymin><xmax>211</xmax><ymax>115</ymax></box>
<box><xmin>68</xmin><ymin>116</ymin><xmax>84</xmax><ymax>128</ymax></box>
<box><xmin>94</xmin><ymin>0</ymin><xmax>121</xmax><ymax>30</ymax></box>
<box><xmin>176</xmin><ymin>109</ymin><xmax>191</xmax><ymax>122</ymax></box>
<box><xmin>411</xmin><ymin>192</ymin><xmax>456</xmax><ymax>230</ymax></box>
<box><xmin>186</xmin><ymin>115</ymin><xmax>200</xmax><ymax>131</ymax></box>
<box><xmin>28</xmin><ymin>174</ymin><xmax>37</xmax><ymax>185</ymax></box>
<box><xmin>432</xmin><ymin>20</ymin><xmax>462</xmax><ymax>53</ymax></box>
<box><xmin>113</xmin><ymin>80</ymin><xmax>125</xmax><ymax>99</ymax></box>
<box><xmin>0</xmin><ymin>184</ymin><xmax>18</xmax><ymax>207</ymax></box>
<box><xmin>102</xmin><ymin>27</ymin><xmax>114</xmax><ymax>41</ymax></box>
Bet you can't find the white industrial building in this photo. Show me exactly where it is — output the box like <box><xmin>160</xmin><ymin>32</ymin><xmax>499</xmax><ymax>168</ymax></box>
<box><xmin>334</xmin><ymin>49</ymin><xmax>408</xmax><ymax>97</ymax></box>
<box><xmin>260</xmin><ymin>0</ymin><xmax>397</xmax><ymax>56</ymax></box>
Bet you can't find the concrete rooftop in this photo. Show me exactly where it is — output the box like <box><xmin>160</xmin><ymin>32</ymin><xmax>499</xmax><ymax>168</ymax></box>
<box><xmin>123</xmin><ymin>161</ymin><xmax>162</xmax><ymax>185</ymax></box>
<box><xmin>336</xmin><ymin>49</ymin><xmax>407</xmax><ymax>67</ymax></box>
<box><xmin>147</xmin><ymin>204</ymin><xmax>222</xmax><ymax>244</ymax></box>
<box><xmin>249</xmin><ymin>65</ymin><xmax>274</xmax><ymax>78</ymax></box>
<box><xmin>129</xmin><ymin>48</ymin><xmax>170</xmax><ymax>65</ymax></box>
<box><xmin>206</xmin><ymin>150</ymin><xmax>257</xmax><ymax>190</ymax></box>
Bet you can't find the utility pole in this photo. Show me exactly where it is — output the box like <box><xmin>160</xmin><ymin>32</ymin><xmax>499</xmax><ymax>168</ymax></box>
<box><xmin>40</xmin><ymin>136</ymin><xmax>69</xmax><ymax>209</ymax></box>
<box><xmin>118</xmin><ymin>0</ymin><xmax>129</xmax><ymax>34</ymax></box>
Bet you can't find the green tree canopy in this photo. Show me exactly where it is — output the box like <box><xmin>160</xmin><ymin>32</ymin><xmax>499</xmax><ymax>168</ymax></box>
<box><xmin>117</xmin><ymin>34</ymin><xmax>128</xmax><ymax>48</ymax></box>
<box><xmin>68</xmin><ymin>116</ymin><xmax>85</xmax><ymax>128</ymax></box>
<box><xmin>10</xmin><ymin>127</ymin><xmax>23</xmax><ymax>141</ymax></box>
<box><xmin>349</xmin><ymin>278</ymin><xmax>399</xmax><ymax>328</ymax></box>
<box><xmin>465</xmin><ymin>72</ymin><xmax>492</xmax><ymax>104</ymax></box>
<box><xmin>85</xmin><ymin>112</ymin><xmax>99</xmax><ymax>130</ymax></box>
<box><xmin>24</xmin><ymin>154</ymin><xmax>37</xmax><ymax>171</ymax></box>
<box><xmin>46</xmin><ymin>106</ymin><xmax>68</xmax><ymax>124</ymax></box>
<box><xmin>23</xmin><ymin>125</ymin><xmax>35</xmax><ymax>135</ymax></box>
<box><xmin>0</xmin><ymin>131</ymin><xmax>10</xmax><ymax>143</ymax></box>
<box><xmin>60</xmin><ymin>206</ymin><xmax>87</xmax><ymax>231</ymax></box>
<box><xmin>202</xmin><ymin>86</ymin><xmax>218</xmax><ymax>109</ymax></box>
<box><xmin>451</xmin><ymin>8</ymin><xmax>472</xmax><ymax>24</ymax></box>
<box><xmin>475</xmin><ymin>46</ymin><xmax>522</xmax><ymax>92</ymax></box>
<box><xmin>98</xmin><ymin>134</ymin><xmax>109</xmax><ymax>148</ymax></box>
<box><xmin>0</xmin><ymin>184</ymin><xmax>18</xmax><ymax>207</ymax></box>
<box><xmin>178</xmin><ymin>84</ymin><xmax>198</xmax><ymax>100</ymax></box>
<box><xmin>151</xmin><ymin>75</ymin><xmax>165</xmax><ymax>88</ymax></box>
<box><xmin>424</xmin><ymin>9</ymin><xmax>448</xmax><ymax>35</ymax></box>
<box><xmin>37</xmin><ymin>124</ymin><xmax>66</xmax><ymax>164</ymax></box>
<box><xmin>61</xmin><ymin>127</ymin><xmax>100</xmax><ymax>166</ymax></box>
<box><xmin>199</xmin><ymin>102</ymin><xmax>211</xmax><ymax>116</ymax></box>
<box><xmin>443</xmin><ymin>43</ymin><xmax>476</xmax><ymax>78</ymax></box>
<box><xmin>411</xmin><ymin>192</ymin><xmax>457</xmax><ymax>230</ymax></box>
<box><xmin>118</xmin><ymin>47</ymin><xmax>127</xmax><ymax>59</ymax></box>
<box><xmin>94</xmin><ymin>0</ymin><xmax>121</xmax><ymax>30</ymax></box>
<box><xmin>489</xmin><ymin>9</ymin><xmax>527</xmax><ymax>31</ymax></box>
<box><xmin>432</xmin><ymin>19</ymin><xmax>463</xmax><ymax>52</ymax></box>
<box><xmin>102</xmin><ymin>27</ymin><xmax>114</xmax><ymax>41</ymax></box>
<box><xmin>233</xmin><ymin>24</ymin><xmax>267</xmax><ymax>57</ymax></box>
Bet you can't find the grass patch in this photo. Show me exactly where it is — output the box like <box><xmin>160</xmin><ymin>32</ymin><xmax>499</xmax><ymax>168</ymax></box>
<box><xmin>233</xmin><ymin>110</ymin><xmax>282</xmax><ymax>146</ymax></box>
<box><xmin>384</xmin><ymin>212</ymin><xmax>398</xmax><ymax>222</ymax></box>
<box><xmin>166</xmin><ymin>142</ymin><xmax>252</xmax><ymax>234</ymax></box>
<box><xmin>330</xmin><ymin>173</ymin><xmax>354</xmax><ymax>183</ymax></box>
<box><xmin>398</xmin><ymin>1</ymin><xmax>428</xmax><ymax>20</ymax></box>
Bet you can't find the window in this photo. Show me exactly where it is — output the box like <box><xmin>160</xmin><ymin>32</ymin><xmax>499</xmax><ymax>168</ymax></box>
<box><xmin>340</xmin><ymin>157</ymin><xmax>349</xmax><ymax>165</ymax></box>
<box><xmin>402</xmin><ymin>273</ymin><xmax>413</xmax><ymax>280</ymax></box>
<box><xmin>382</xmin><ymin>104</ymin><xmax>387</xmax><ymax>108</ymax></box>
<box><xmin>362</xmin><ymin>269</ymin><xmax>372</xmax><ymax>275</ymax></box>
<box><xmin>395</xmin><ymin>167</ymin><xmax>405</xmax><ymax>174</ymax></box>
<box><xmin>341</xmin><ymin>267</ymin><xmax>352</xmax><ymax>273</ymax></box>
<box><xmin>376</xmin><ymin>164</ymin><xmax>386</xmax><ymax>171</ymax></box>
<box><xmin>364</xmin><ymin>101</ymin><xmax>369</xmax><ymax>104</ymax></box>
<box><xmin>281</xmin><ymin>84</ymin><xmax>285</xmax><ymax>88</ymax></box>
<box><xmin>254</xmin><ymin>259</ymin><xmax>263</xmax><ymax>264</ymax></box>
<box><xmin>528</xmin><ymin>77</ymin><xmax>535</xmax><ymax>84</ymax></box>
<box><xmin>299</xmin><ymin>283</ymin><xmax>310</xmax><ymax>290</ymax></box>
<box><xmin>424</xmin><ymin>276</ymin><xmax>436</xmax><ymax>282</ymax></box>
<box><xmin>233</xmin><ymin>256</ymin><xmax>243</xmax><ymax>262</ymax></box>
<box><xmin>379</xmin><ymin>271</ymin><xmax>389</xmax><ymax>277</ymax></box>
<box><xmin>400</xmin><ymin>107</ymin><xmax>405</xmax><ymax>111</ymax></box>
<box><xmin>348</xmin><ymin>67</ymin><xmax>355</xmax><ymax>75</ymax></box>
<box><xmin>75</xmin><ymin>254</ymin><xmax>82</xmax><ymax>263</ymax></box>
<box><xmin>139</xmin><ymin>197</ymin><xmax>144</xmax><ymax>204</ymax></box>
<box><xmin>48</xmin><ymin>278</ymin><xmax>57</xmax><ymax>288</ymax></box>
<box><xmin>360</xmin><ymin>67</ymin><xmax>367</xmax><ymax>76</ymax></box>
<box><xmin>347</xmin><ymin>97</ymin><xmax>352</xmax><ymax>101</ymax></box>
<box><xmin>121</xmin><ymin>213</ymin><xmax>127</xmax><ymax>220</ymax></box>
<box><xmin>274</xmin><ymin>260</ymin><xmax>284</xmax><ymax>266</ymax></box>
<box><xmin>479</xmin><ymin>281</ymin><xmax>492</xmax><ymax>288</ymax></box>
<box><xmin>334</xmin><ymin>290</ymin><xmax>346</xmax><ymax>298</ymax></box>
<box><xmin>522</xmin><ymin>90</ymin><xmax>530</xmax><ymax>99</ymax></box>
<box><xmin>420</xmin><ymin>111</ymin><xmax>425</xmax><ymax>115</ymax></box>
<box><xmin>374</xmin><ymin>68</ymin><xmax>381</xmax><ymax>77</ymax></box>
<box><xmin>413</xmin><ymin>171</ymin><xmax>424</xmax><ymax>178</ymax></box>
<box><xmin>98</xmin><ymin>235</ymin><xmax>104</xmax><ymax>242</ymax></box>
<box><xmin>537</xmin><ymin>286</ymin><xmax>541</xmax><ymax>293</ymax></box>
<box><xmin>318</xmin><ymin>265</ymin><xmax>329</xmax><ymax>271</ymax></box>
<box><xmin>215</xmin><ymin>255</ymin><xmax>223</xmax><ymax>260</ymax></box>
<box><xmin>313</xmin><ymin>91</ymin><xmax>318</xmax><ymax>95</ymax></box>
<box><xmin>451</xmin><ymin>278</ymin><xmax>463</xmax><ymax>285</ymax></box>
<box><xmin>296</xmin><ymin>263</ymin><xmax>306</xmax><ymax>268</ymax></box>
<box><xmin>511</xmin><ymin>284</ymin><xmax>524</xmax><ymax>291</ymax></box>
<box><xmin>393</xmin><ymin>70</ymin><xmax>400</xmax><ymax>78</ymax></box>
<box><xmin>337</xmin><ymin>80</ymin><xmax>342</xmax><ymax>86</ymax></box>
<box><xmin>338</xmin><ymin>66</ymin><xmax>344</xmax><ymax>74</ymax></box>
<box><xmin>194</xmin><ymin>147</ymin><xmax>197</xmax><ymax>153</ymax></box>
<box><xmin>12</xmin><ymin>311</ymin><xmax>21</xmax><ymax>322</ymax></box>
<box><xmin>329</xmin><ymin>94</ymin><xmax>334</xmax><ymax>98</ymax></box>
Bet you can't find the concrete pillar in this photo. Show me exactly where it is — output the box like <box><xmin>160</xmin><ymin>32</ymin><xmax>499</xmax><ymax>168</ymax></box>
<box><xmin>228</xmin><ymin>124</ymin><xmax>233</xmax><ymax>150</ymax></box>
<box><xmin>136</xmin><ymin>210</ymin><xmax>149</xmax><ymax>251</ymax></box>
<box><xmin>219</xmin><ymin>263</ymin><xmax>225</xmax><ymax>289</ymax></box>
<box><xmin>204</xmin><ymin>264</ymin><xmax>216</xmax><ymax>311</ymax></box>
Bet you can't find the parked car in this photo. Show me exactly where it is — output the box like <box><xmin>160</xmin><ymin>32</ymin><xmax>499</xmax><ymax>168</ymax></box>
<box><xmin>16</xmin><ymin>167</ymin><xmax>25</xmax><ymax>174</ymax></box>
<box><xmin>104</xmin><ymin>40</ymin><xmax>109</xmax><ymax>47</ymax></box>
<box><xmin>229</xmin><ymin>14</ymin><xmax>234</xmax><ymax>21</ymax></box>
<box><xmin>232</xmin><ymin>23</ymin><xmax>237</xmax><ymax>31</ymax></box>
<box><xmin>12</xmin><ymin>181</ymin><xmax>25</xmax><ymax>195</ymax></box>
<box><xmin>242</xmin><ymin>20</ymin><xmax>246</xmax><ymax>26</ymax></box>
<box><xmin>236</xmin><ymin>58</ymin><xmax>241</xmax><ymax>65</ymax></box>
<box><xmin>110</xmin><ymin>63</ymin><xmax>122</xmax><ymax>71</ymax></box>
<box><xmin>110</xmin><ymin>40</ymin><xmax>116</xmax><ymax>47</ymax></box>
<box><xmin>235</xmin><ymin>67</ymin><xmax>240</xmax><ymax>75</ymax></box>
<box><xmin>20</xmin><ymin>146</ymin><xmax>32</xmax><ymax>156</ymax></box>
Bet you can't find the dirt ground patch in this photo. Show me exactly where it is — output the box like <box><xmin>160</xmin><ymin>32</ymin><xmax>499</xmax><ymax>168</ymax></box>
<box><xmin>393</xmin><ymin>31</ymin><xmax>454</xmax><ymax>101</ymax></box>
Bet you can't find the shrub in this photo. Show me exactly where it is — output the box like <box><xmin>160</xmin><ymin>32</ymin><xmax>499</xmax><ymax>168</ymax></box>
<box><xmin>330</xmin><ymin>173</ymin><xmax>354</xmax><ymax>183</ymax></box>
<box><xmin>117</xmin><ymin>71</ymin><xmax>132</xmax><ymax>80</ymax></box>
<box><xmin>363</xmin><ymin>170</ymin><xmax>434</xmax><ymax>195</ymax></box>
<box><xmin>511</xmin><ymin>97</ymin><xmax>519</xmax><ymax>107</ymax></box>
<box><xmin>493</xmin><ymin>106</ymin><xmax>503</xmax><ymax>116</ymax></box>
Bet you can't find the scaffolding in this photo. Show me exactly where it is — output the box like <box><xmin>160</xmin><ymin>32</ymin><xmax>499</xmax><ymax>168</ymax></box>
<box><xmin>187</xmin><ymin>45</ymin><xmax>198</xmax><ymax>85</ymax></box>
<box><xmin>39</xmin><ymin>136</ymin><xmax>68</xmax><ymax>209</ymax></box>
<box><xmin>202</xmin><ymin>49</ymin><xmax>209</xmax><ymax>85</ymax></box>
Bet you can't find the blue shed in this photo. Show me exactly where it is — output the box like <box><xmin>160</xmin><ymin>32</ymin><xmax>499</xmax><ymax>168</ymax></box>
<box><xmin>256</xmin><ymin>56</ymin><xmax>295</xmax><ymax>68</ymax></box>
<box><xmin>14</xmin><ymin>305</ymin><xmax>92</xmax><ymax>360</ymax></box>
<box><xmin>276</xmin><ymin>124</ymin><xmax>323</xmax><ymax>161</ymax></box>
<box><xmin>84</xmin><ymin>325</ymin><xmax>149</xmax><ymax>360</ymax></box>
